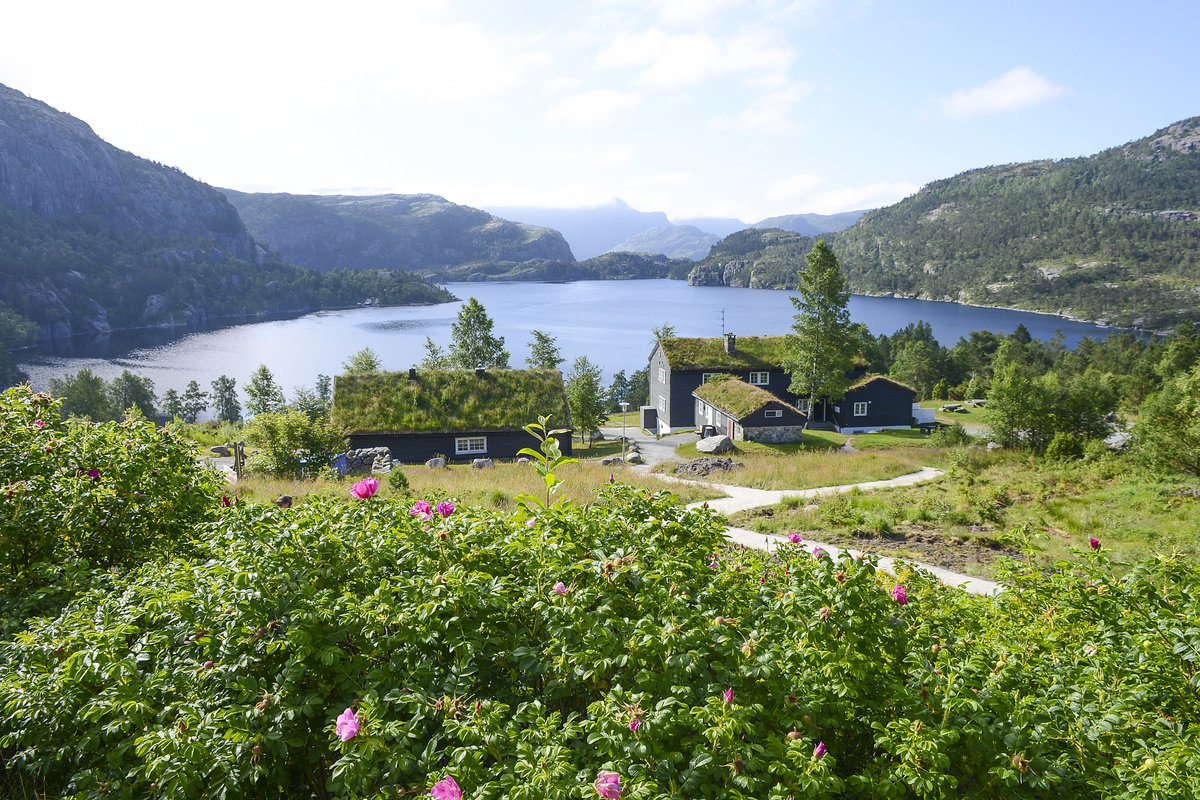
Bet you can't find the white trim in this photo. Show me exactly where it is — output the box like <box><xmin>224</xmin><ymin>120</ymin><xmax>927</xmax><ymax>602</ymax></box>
<box><xmin>455</xmin><ymin>435</ymin><xmax>487</xmax><ymax>455</ymax></box>
<box><xmin>749</xmin><ymin>371</ymin><xmax>769</xmax><ymax>386</ymax></box>
<box><xmin>853</xmin><ymin>401</ymin><xmax>868</xmax><ymax>416</ymax></box>
<box><xmin>764</xmin><ymin>409</ymin><xmax>782</xmax><ymax>418</ymax></box>
<box><xmin>796</xmin><ymin>399</ymin><xmax>811</xmax><ymax>413</ymax></box>
<box><xmin>701</xmin><ymin>372</ymin><xmax>720</xmax><ymax>383</ymax></box>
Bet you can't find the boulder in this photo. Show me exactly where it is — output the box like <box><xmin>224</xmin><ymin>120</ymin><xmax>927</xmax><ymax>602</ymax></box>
<box><xmin>472</xmin><ymin>458</ymin><xmax>494</xmax><ymax>469</ymax></box>
<box><xmin>517</xmin><ymin>457</ymin><xmax>531</xmax><ymax>465</ymax></box>
<box><xmin>426</xmin><ymin>457</ymin><xmax>447</xmax><ymax>469</ymax></box>
<box><xmin>623</xmin><ymin>452</ymin><xmax>644</xmax><ymax>465</ymax></box>
<box><xmin>601</xmin><ymin>456</ymin><xmax>623</xmax><ymax>466</ymax></box>
<box><xmin>209</xmin><ymin>445</ymin><xmax>230</xmax><ymax>457</ymax></box>
<box><xmin>674</xmin><ymin>457</ymin><xmax>744</xmax><ymax>478</ymax></box>
<box><xmin>695</xmin><ymin>434</ymin><xmax>735</xmax><ymax>454</ymax></box>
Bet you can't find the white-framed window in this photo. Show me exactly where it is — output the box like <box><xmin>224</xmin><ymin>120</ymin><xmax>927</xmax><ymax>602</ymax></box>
<box><xmin>749</xmin><ymin>371</ymin><xmax>769</xmax><ymax>386</ymax></box>
<box><xmin>701</xmin><ymin>372</ymin><xmax>719</xmax><ymax>384</ymax></box>
<box><xmin>764</xmin><ymin>409</ymin><xmax>782</xmax><ymax>418</ymax></box>
<box><xmin>455</xmin><ymin>435</ymin><xmax>487</xmax><ymax>455</ymax></box>
<box><xmin>796</xmin><ymin>399</ymin><xmax>810</xmax><ymax>413</ymax></box>
<box><xmin>658</xmin><ymin>367</ymin><xmax>666</xmax><ymax>384</ymax></box>
<box><xmin>853</xmin><ymin>402</ymin><xmax>868</xmax><ymax>417</ymax></box>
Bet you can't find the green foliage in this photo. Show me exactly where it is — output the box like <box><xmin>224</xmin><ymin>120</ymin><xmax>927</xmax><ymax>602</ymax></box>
<box><xmin>782</xmin><ymin>241</ymin><xmax>868</xmax><ymax>412</ymax></box>
<box><xmin>525</xmin><ymin>330</ymin><xmax>564</xmax><ymax>370</ymax></box>
<box><xmin>242</xmin><ymin>409</ymin><xmax>347</xmax><ymax>478</ymax></box>
<box><xmin>341</xmin><ymin>347</ymin><xmax>382</xmax><ymax>375</ymax></box>
<box><xmin>244</xmin><ymin>364</ymin><xmax>286</xmax><ymax>418</ymax></box>
<box><xmin>1133</xmin><ymin>363</ymin><xmax>1200</xmax><ymax>476</ymax></box>
<box><xmin>516</xmin><ymin>415</ymin><xmax>578</xmax><ymax>509</ymax></box>
<box><xmin>1045</xmin><ymin>431</ymin><xmax>1085</xmax><ymax>461</ymax></box>
<box><xmin>626</xmin><ymin>367</ymin><xmax>650</xmax><ymax>409</ymax></box>
<box><xmin>984</xmin><ymin>362</ymin><xmax>1116</xmax><ymax>453</ymax></box>
<box><xmin>107</xmin><ymin>369</ymin><xmax>158</xmax><ymax>420</ymax></box>
<box><xmin>565</xmin><ymin>355</ymin><xmax>608</xmax><ymax>443</ymax></box>
<box><xmin>210</xmin><ymin>374</ymin><xmax>242</xmax><ymax>423</ymax></box>
<box><xmin>929</xmin><ymin>423</ymin><xmax>974</xmax><ymax>447</ymax></box>
<box><xmin>0</xmin><ymin>385</ymin><xmax>223</xmax><ymax>583</ymax></box>
<box><xmin>47</xmin><ymin>368</ymin><xmax>114</xmax><ymax>421</ymax></box>
<box><xmin>449</xmin><ymin>298</ymin><xmax>509</xmax><ymax>369</ymax></box>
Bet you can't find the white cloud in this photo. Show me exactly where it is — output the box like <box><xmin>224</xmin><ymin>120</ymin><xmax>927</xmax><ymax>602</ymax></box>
<box><xmin>595</xmin><ymin>28</ymin><xmax>793</xmax><ymax>89</ymax></box>
<box><xmin>543</xmin><ymin>89</ymin><xmax>642</xmax><ymax>124</ymax></box>
<box><xmin>654</xmin><ymin>0</ymin><xmax>740</xmax><ymax>26</ymax></box>
<box><xmin>939</xmin><ymin>67</ymin><xmax>1066</xmax><ymax>119</ymax></box>
<box><xmin>766</xmin><ymin>175</ymin><xmax>917</xmax><ymax>214</ymax></box>
<box><xmin>713</xmin><ymin>83</ymin><xmax>812</xmax><ymax>134</ymax></box>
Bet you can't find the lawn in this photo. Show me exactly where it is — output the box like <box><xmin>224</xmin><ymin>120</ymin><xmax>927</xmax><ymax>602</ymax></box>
<box><xmin>728</xmin><ymin>447</ymin><xmax>1200</xmax><ymax>578</ymax></box>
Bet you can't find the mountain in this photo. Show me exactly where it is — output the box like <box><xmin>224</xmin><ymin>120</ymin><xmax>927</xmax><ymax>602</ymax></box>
<box><xmin>673</xmin><ymin>216</ymin><xmax>747</xmax><ymax>238</ymax></box>
<box><xmin>223</xmin><ymin>191</ymin><xmax>575</xmax><ymax>273</ymax></box>
<box><xmin>423</xmin><ymin>251</ymin><xmax>694</xmax><ymax>283</ymax></box>
<box><xmin>686</xmin><ymin>228</ymin><xmax>818</xmax><ymax>289</ymax></box>
<box><xmin>831</xmin><ymin>118</ymin><xmax>1200</xmax><ymax>328</ymax></box>
<box><xmin>691</xmin><ymin>119</ymin><xmax>1200</xmax><ymax>329</ymax></box>
<box><xmin>0</xmin><ymin>83</ymin><xmax>451</xmax><ymax>381</ymax></box>
<box><xmin>483</xmin><ymin>199</ymin><xmax>670</xmax><ymax>259</ymax></box>
<box><xmin>606</xmin><ymin>225</ymin><xmax>720</xmax><ymax>261</ymax></box>
<box><xmin>751</xmin><ymin>210</ymin><xmax>870</xmax><ymax>235</ymax></box>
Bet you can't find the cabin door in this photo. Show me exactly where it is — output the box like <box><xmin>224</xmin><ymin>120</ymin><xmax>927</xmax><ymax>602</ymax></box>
<box><xmin>727</xmin><ymin>419</ymin><xmax>735</xmax><ymax>438</ymax></box>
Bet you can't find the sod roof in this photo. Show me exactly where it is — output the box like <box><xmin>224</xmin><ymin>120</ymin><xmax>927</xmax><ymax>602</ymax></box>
<box><xmin>658</xmin><ymin>336</ymin><xmax>788</xmax><ymax>370</ymax></box>
<box><xmin>693</xmin><ymin>378</ymin><xmax>802</xmax><ymax>421</ymax></box>
<box><xmin>331</xmin><ymin>369</ymin><xmax>571</xmax><ymax>433</ymax></box>
<box><xmin>846</xmin><ymin>374</ymin><xmax>918</xmax><ymax>396</ymax></box>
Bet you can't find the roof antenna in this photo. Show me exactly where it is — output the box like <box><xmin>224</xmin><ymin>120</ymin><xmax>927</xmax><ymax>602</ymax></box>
<box><xmin>720</xmin><ymin>307</ymin><xmax>726</xmax><ymax>336</ymax></box>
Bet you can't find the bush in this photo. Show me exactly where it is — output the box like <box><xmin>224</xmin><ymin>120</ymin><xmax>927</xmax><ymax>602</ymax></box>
<box><xmin>0</xmin><ymin>385</ymin><xmax>224</xmax><ymax>582</ymax></box>
<box><xmin>243</xmin><ymin>409</ymin><xmax>346</xmax><ymax>478</ymax></box>
<box><xmin>1045</xmin><ymin>431</ymin><xmax>1084</xmax><ymax>461</ymax></box>
<box><xmin>930</xmin><ymin>422</ymin><xmax>974</xmax><ymax>447</ymax></box>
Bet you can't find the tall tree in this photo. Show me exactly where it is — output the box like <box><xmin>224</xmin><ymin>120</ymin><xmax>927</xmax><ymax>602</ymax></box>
<box><xmin>180</xmin><ymin>380</ymin><xmax>208</xmax><ymax>423</ymax></box>
<box><xmin>342</xmin><ymin>347</ymin><xmax>382</xmax><ymax>375</ymax></box>
<box><xmin>161</xmin><ymin>388</ymin><xmax>184</xmax><ymax>421</ymax></box>
<box><xmin>449</xmin><ymin>298</ymin><xmax>509</xmax><ymax>369</ymax></box>
<box><xmin>245</xmin><ymin>365</ymin><xmax>286</xmax><ymax>417</ymax></box>
<box><xmin>315</xmin><ymin>374</ymin><xmax>332</xmax><ymax>407</ymax></box>
<box><xmin>565</xmin><ymin>355</ymin><xmax>608</xmax><ymax>445</ymax></box>
<box><xmin>526</xmin><ymin>330</ymin><xmax>564</xmax><ymax>370</ymax></box>
<box><xmin>626</xmin><ymin>367</ymin><xmax>650</xmax><ymax>409</ymax></box>
<box><xmin>420</xmin><ymin>337</ymin><xmax>448</xmax><ymax>370</ymax></box>
<box><xmin>210</xmin><ymin>375</ymin><xmax>242</xmax><ymax>423</ymax></box>
<box><xmin>108</xmin><ymin>370</ymin><xmax>157</xmax><ymax>420</ymax></box>
<box><xmin>781</xmin><ymin>241</ymin><xmax>866</xmax><ymax>427</ymax></box>
<box><xmin>608</xmin><ymin>369</ymin><xmax>631</xmax><ymax>412</ymax></box>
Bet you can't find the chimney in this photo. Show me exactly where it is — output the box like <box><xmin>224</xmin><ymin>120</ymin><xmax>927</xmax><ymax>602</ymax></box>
<box><xmin>723</xmin><ymin>332</ymin><xmax>737</xmax><ymax>355</ymax></box>
<box><xmin>408</xmin><ymin>368</ymin><xmax>417</xmax><ymax>380</ymax></box>
<box><xmin>475</xmin><ymin>367</ymin><xmax>486</xmax><ymax>377</ymax></box>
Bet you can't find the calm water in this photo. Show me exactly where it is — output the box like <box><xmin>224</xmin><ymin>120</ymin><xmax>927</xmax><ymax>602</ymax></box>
<box><xmin>17</xmin><ymin>280</ymin><xmax>1120</xmax><ymax>402</ymax></box>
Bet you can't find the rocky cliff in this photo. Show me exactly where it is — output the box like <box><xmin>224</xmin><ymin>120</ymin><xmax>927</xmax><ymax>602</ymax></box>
<box><xmin>223</xmin><ymin>191</ymin><xmax>575</xmax><ymax>273</ymax></box>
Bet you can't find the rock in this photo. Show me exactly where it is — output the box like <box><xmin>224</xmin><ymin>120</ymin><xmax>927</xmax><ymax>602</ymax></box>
<box><xmin>803</xmin><ymin>504</ymin><xmax>819</xmax><ymax>513</ymax></box>
<box><xmin>601</xmin><ymin>456</ymin><xmax>623</xmax><ymax>466</ymax></box>
<box><xmin>209</xmin><ymin>445</ymin><xmax>230</xmax><ymax>457</ymax></box>
<box><xmin>517</xmin><ymin>457</ymin><xmax>531</xmax><ymax>465</ymax></box>
<box><xmin>623</xmin><ymin>452</ymin><xmax>644</xmax><ymax>465</ymax></box>
<box><xmin>426</xmin><ymin>457</ymin><xmax>447</xmax><ymax>469</ymax></box>
<box><xmin>674</xmin><ymin>457</ymin><xmax>744</xmax><ymax>478</ymax></box>
<box><xmin>986</xmin><ymin>441</ymin><xmax>1002</xmax><ymax>451</ymax></box>
<box><xmin>695</xmin><ymin>435</ymin><xmax>735</xmax><ymax>454</ymax></box>
<box><xmin>472</xmin><ymin>458</ymin><xmax>494</xmax><ymax>469</ymax></box>
<box><xmin>591</xmin><ymin>431</ymin><xmax>605</xmax><ymax>441</ymax></box>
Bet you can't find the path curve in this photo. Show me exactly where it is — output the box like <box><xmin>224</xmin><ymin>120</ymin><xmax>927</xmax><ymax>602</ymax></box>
<box><xmin>599</xmin><ymin>426</ymin><xmax>1000</xmax><ymax>596</ymax></box>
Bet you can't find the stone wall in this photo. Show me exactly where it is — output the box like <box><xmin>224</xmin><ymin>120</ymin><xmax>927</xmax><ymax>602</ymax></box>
<box><xmin>344</xmin><ymin>446</ymin><xmax>395</xmax><ymax>475</ymax></box>
<box><xmin>742</xmin><ymin>424</ymin><xmax>806</xmax><ymax>444</ymax></box>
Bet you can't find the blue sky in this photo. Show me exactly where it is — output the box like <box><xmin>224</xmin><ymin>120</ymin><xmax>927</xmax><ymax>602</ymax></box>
<box><xmin>2</xmin><ymin>0</ymin><xmax>1196</xmax><ymax>223</ymax></box>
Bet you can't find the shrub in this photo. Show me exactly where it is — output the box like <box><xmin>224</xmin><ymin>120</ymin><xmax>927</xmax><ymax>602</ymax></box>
<box><xmin>1045</xmin><ymin>431</ymin><xmax>1084</xmax><ymax>461</ymax></box>
<box><xmin>243</xmin><ymin>409</ymin><xmax>346</xmax><ymax>478</ymax></box>
<box><xmin>0</xmin><ymin>385</ymin><xmax>224</xmax><ymax>582</ymax></box>
<box><xmin>930</xmin><ymin>422</ymin><xmax>974</xmax><ymax>447</ymax></box>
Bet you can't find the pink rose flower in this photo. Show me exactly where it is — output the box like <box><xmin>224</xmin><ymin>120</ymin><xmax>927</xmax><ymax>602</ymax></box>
<box><xmin>436</xmin><ymin>501</ymin><xmax>456</xmax><ymax>518</ymax></box>
<box><xmin>33</xmin><ymin>419</ymin><xmax>45</xmax><ymax>429</ymax></box>
<box><xmin>409</xmin><ymin>499</ymin><xmax>432</xmax><ymax>519</ymax></box>
<box><xmin>335</xmin><ymin>707</ymin><xmax>360</xmax><ymax>742</ymax></box>
<box><xmin>525</xmin><ymin>517</ymin><xmax>537</xmax><ymax>527</ymax></box>
<box><xmin>553</xmin><ymin>581</ymin><xmax>567</xmax><ymax>596</ymax></box>
<box><xmin>1088</xmin><ymin>537</ymin><xmax>1100</xmax><ymax>550</ymax></box>
<box><xmin>350</xmin><ymin>477</ymin><xmax>378</xmax><ymax>499</ymax></box>
<box><xmin>431</xmin><ymin>776</ymin><xmax>461</xmax><ymax>800</ymax></box>
<box><xmin>723</xmin><ymin>687</ymin><xmax>733</xmax><ymax>705</ymax></box>
<box><xmin>891</xmin><ymin>585</ymin><xmax>908</xmax><ymax>605</ymax></box>
<box><xmin>594</xmin><ymin>770</ymin><xmax>621</xmax><ymax>798</ymax></box>
<box><xmin>629</xmin><ymin>717</ymin><xmax>640</xmax><ymax>732</ymax></box>
<box><xmin>788</xmin><ymin>532</ymin><xmax>803</xmax><ymax>543</ymax></box>
<box><xmin>86</xmin><ymin>468</ymin><xmax>101</xmax><ymax>480</ymax></box>
<box><xmin>813</xmin><ymin>740</ymin><xmax>826</xmax><ymax>758</ymax></box>
<box><xmin>812</xmin><ymin>547</ymin><xmax>826</xmax><ymax>559</ymax></box>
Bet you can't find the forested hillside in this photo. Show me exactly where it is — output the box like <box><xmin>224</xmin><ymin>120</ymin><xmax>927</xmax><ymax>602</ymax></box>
<box><xmin>0</xmin><ymin>84</ymin><xmax>451</xmax><ymax>386</ymax></box>
<box><xmin>691</xmin><ymin>118</ymin><xmax>1200</xmax><ymax>329</ymax></box>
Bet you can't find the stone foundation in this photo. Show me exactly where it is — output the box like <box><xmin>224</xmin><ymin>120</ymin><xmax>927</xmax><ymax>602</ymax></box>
<box><xmin>742</xmin><ymin>424</ymin><xmax>806</xmax><ymax>444</ymax></box>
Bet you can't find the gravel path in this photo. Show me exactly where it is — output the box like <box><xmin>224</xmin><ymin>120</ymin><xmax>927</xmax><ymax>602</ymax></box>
<box><xmin>601</xmin><ymin>425</ymin><xmax>1001</xmax><ymax>596</ymax></box>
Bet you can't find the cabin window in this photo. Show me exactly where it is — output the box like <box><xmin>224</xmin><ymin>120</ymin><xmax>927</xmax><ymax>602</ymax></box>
<box><xmin>702</xmin><ymin>373</ymin><xmax>719</xmax><ymax>383</ymax></box>
<box><xmin>796</xmin><ymin>399</ymin><xmax>810</xmax><ymax>413</ymax></box>
<box><xmin>853</xmin><ymin>402</ymin><xmax>868</xmax><ymax>416</ymax></box>
<box><xmin>749</xmin><ymin>371</ymin><xmax>769</xmax><ymax>385</ymax></box>
<box><xmin>764</xmin><ymin>409</ymin><xmax>782</xmax><ymax>418</ymax></box>
<box><xmin>658</xmin><ymin>367</ymin><xmax>666</xmax><ymax>384</ymax></box>
<box><xmin>455</xmin><ymin>436</ymin><xmax>488</xmax><ymax>455</ymax></box>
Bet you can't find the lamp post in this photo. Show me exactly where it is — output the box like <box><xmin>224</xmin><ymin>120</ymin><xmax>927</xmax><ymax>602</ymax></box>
<box><xmin>620</xmin><ymin>401</ymin><xmax>629</xmax><ymax>461</ymax></box>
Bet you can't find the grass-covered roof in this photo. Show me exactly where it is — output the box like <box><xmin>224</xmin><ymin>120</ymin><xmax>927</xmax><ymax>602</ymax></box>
<box><xmin>847</xmin><ymin>374</ymin><xmax>918</xmax><ymax>396</ymax></box>
<box><xmin>659</xmin><ymin>336</ymin><xmax>788</xmax><ymax>370</ymax></box>
<box><xmin>332</xmin><ymin>369</ymin><xmax>571</xmax><ymax>433</ymax></box>
<box><xmin>694</xmin><ymin>378</ymin><xmax>801</xmax><ymax>420</ymax></box>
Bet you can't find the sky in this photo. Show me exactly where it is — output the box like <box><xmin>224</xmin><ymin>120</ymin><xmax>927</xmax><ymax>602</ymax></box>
<box><xmin>2</xmin><ymin>0</ymin><xmax>1197</xmax><ymax>224</ymax></box>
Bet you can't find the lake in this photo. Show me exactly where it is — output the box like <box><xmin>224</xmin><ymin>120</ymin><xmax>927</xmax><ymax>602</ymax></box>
<box><xmin>16</xmin><ymin>279</ymin><xmax>1121</xmax><ymax>400</ymax></box>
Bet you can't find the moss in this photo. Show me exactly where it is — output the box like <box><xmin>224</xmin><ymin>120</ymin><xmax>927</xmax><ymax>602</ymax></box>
<box><xmin>332</xmin><ymin>369</ymin><xmax>570</xmax><ymax>432</ymax></box>
<box><xmin>695</xmin><ymin>379</ymin><xmax>790</xmax><ymax>420</ymax></box>
<box><xmin>660</xmin><ymin>336</ymin><xmax>789</xmax><ymax>369</ymax></box>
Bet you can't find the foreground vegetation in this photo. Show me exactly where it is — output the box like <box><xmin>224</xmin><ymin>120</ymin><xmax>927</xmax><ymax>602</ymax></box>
<box><xmin>4</xmin><ymin>385</ymin><xmax>1200</xmax><ymax>799</ymax></box>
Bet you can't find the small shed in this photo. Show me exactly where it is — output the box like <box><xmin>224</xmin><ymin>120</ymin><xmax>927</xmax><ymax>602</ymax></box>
<box><xmin>332</xmin><ymin>368</ymin><xmax>573</xmax><ymax>463</ymax></box>
<box><xmin>833</xmin><ymin>375</ymin><xmax>919</xmax><ymax>434</ymax></box>
<box><xmin>693</xmin><ymin>378</ymin><xmax>807</xmax><ymax>444</ymax></box>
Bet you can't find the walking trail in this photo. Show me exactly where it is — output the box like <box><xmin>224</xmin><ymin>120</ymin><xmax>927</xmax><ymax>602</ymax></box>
<box><xmin>602</xmin><ymin>425</ymin><xmax>1001</xmax><ymax>597</ymax></box>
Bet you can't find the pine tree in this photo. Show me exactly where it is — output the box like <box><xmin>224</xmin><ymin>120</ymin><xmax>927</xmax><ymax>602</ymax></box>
<box><xmin>781</xmin><ymin>241</ymin><xmax>866</xmax><ymax>427</ymax></box>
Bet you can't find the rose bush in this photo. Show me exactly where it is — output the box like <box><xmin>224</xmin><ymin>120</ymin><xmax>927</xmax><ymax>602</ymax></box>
<box><xmin>1</xmin><ymin>391</ymin><xmax>1199</xmax><ymax>798</ymax></box>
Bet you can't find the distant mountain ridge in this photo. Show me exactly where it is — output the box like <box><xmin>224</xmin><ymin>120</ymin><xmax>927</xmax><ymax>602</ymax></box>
<box><xmin>224</xmin><ymin>191</ymin><xmax>575</xmax><ymax>272</ymax></box>
<box><xmin>606</xmin><ymin>225</ymin><xmax>719</xmax><ymax>261</ymax></box>
<box><xmin>688</xmin><ymin>118</ymin><xmax>1200</xmax><ymax>329</ymax></box>
<box><xmin>0</xmin><ymin>82</ymin><xmax>452</xmax><ymax>380</ymax></box>
<box><xmin>751</xmin><ymin>210</ymin><xmax>870</xmax><ymax>236</ymax></box>
<box><xmin>484</xmin><ymin>199</ymin><xmax>670</xmax><ymax>260</ymax></box>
